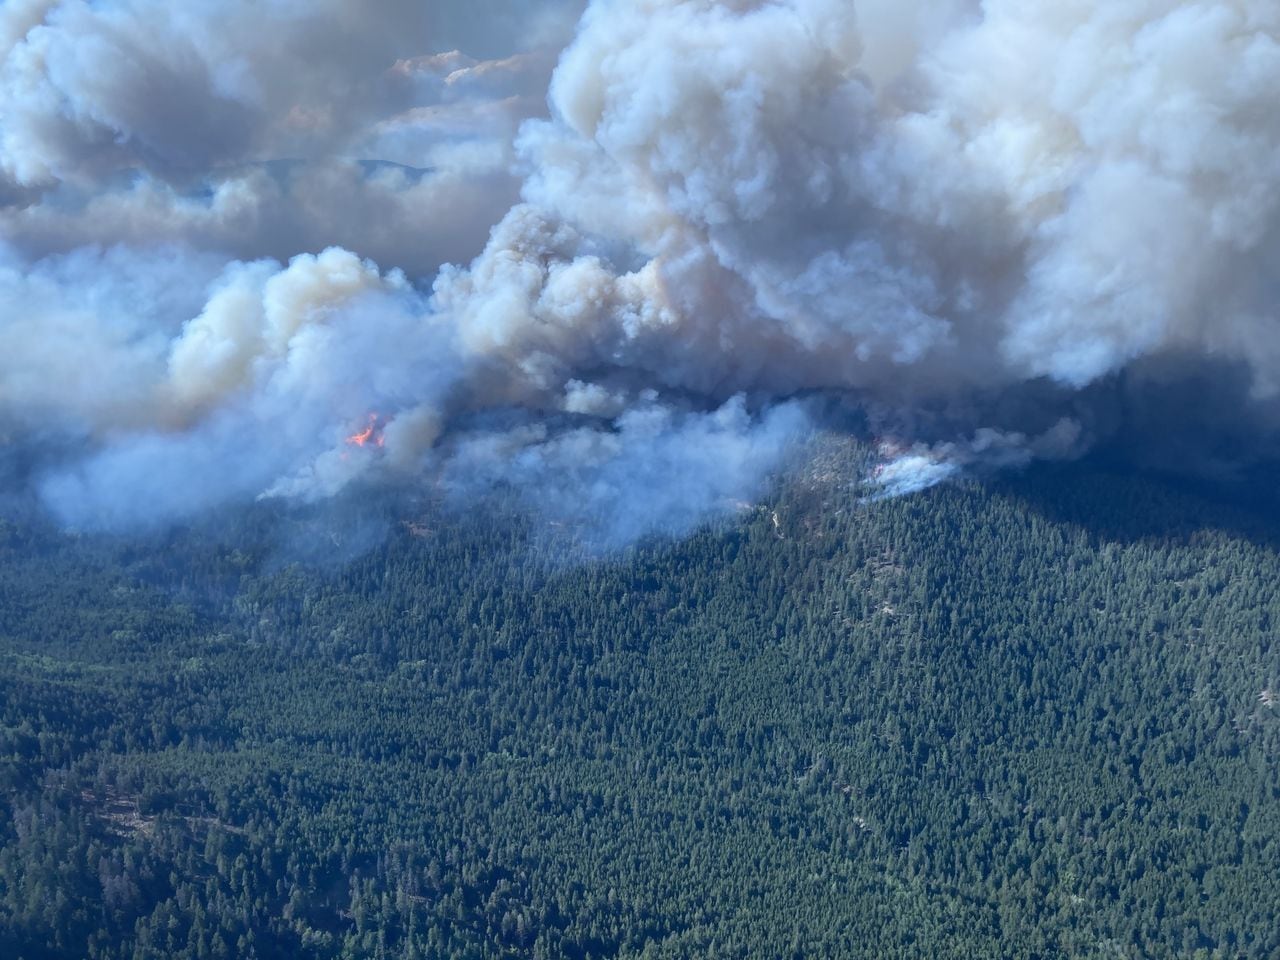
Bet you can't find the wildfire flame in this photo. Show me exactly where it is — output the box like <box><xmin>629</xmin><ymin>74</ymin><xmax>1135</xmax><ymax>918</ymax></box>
<box><xmin>345</xmin><ymin>413</ymin><xmax>385</xmax><ymax>449</ymax></box>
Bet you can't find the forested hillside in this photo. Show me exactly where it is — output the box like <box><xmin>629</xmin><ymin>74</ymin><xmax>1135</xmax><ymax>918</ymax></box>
<box><xmin>2</xmin><ymin>443</ymin><xmax>1278</xmax><ymax>959</ymax></box>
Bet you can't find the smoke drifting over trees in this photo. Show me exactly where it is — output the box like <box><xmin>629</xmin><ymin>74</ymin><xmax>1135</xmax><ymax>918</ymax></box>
<box><xmin>2</xmin><ymin>0</ymin><xmax>1278</xmax><ymax>541</ymax></box>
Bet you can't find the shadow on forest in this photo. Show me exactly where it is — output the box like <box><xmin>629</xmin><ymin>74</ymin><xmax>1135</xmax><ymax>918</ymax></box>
<box><xmin>988</xmin><ymin>452</ymin><xmax>1280</xmax><ymax>553</ymax></box>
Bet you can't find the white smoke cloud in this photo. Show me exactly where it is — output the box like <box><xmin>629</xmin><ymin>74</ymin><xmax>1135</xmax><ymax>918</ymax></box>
<box><xmin>868</xmin><ymin>418</ymin><xmax>1085</xmax><ymax>498</ymax></box>
<box><xmin>34</xmin><ymin>252</ymin><xmax>462</xmax><ymax>528</ymax></box>
<box><xmin>3</xmin><ymin>0</ymin><xmax>1279</xmax><ymax>542</ymax></box>
<box><xmin>444</xmin><ymin>396</ymin><xmax>809</xmax><ymax>547</ymax></box>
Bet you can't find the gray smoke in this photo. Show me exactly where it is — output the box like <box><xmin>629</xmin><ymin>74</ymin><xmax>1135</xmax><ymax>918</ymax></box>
<box><xmin>3</xmin><ymin>0</ymin><xmax>1279</xmax><ymax>543</ymax></box>
<box><xmin>0</xmin><ymin>0</ymin><xmax>582</xmax><ymax>271</ymax></box>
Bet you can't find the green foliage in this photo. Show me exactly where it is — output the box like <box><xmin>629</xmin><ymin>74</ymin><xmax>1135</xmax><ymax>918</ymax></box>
<box><xmin>1</xmin><ymin>445</ymin><xmax>1278</xmax><ymax>958</ymax></box>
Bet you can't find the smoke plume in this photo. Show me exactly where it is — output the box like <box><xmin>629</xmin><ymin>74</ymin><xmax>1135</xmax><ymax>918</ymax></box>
<box><xmin>2</xmin><ymin>0</ymin><xmax>1278</xmax><ymax>543</ymax></box>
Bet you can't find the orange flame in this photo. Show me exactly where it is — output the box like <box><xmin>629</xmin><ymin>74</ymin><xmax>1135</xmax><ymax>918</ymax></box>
<box><xmin>346</xmin><ymin>413</ymin><xmax>385</xmax><ymax>448</ymax></box>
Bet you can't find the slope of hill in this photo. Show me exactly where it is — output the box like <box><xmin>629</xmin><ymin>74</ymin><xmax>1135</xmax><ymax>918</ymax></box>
<box><xmin>1</xmin><ymin>445</ymin><xmax>1278</xmax><ymax>959</ymax></box>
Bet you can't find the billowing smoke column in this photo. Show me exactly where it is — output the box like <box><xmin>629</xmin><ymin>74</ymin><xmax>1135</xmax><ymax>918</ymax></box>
<box><xmin>2</xmin><ymin>0</ymin><xmax>1279</xmax><ymax>543</ymax></box>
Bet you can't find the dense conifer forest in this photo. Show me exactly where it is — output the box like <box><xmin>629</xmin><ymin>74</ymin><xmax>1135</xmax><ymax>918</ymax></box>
<box><xmin>2</xmin><ymin>442</ymin><xmax>1279</xmax><ymax>958</ymax></box>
